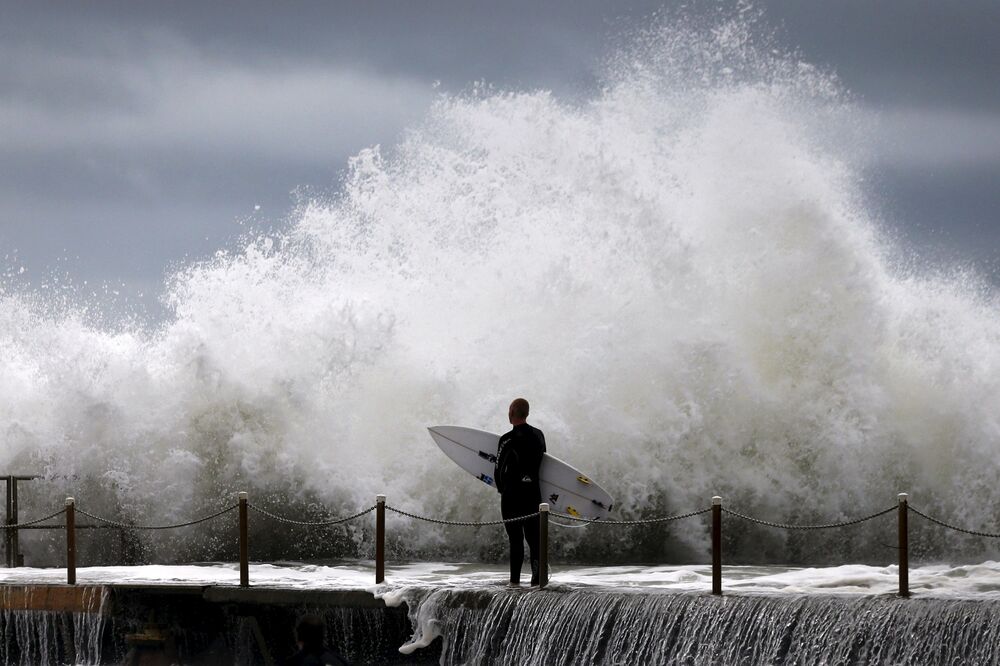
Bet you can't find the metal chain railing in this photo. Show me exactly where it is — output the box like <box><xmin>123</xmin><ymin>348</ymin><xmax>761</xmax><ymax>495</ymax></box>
<box><xmin>4</xmin><ymin>507</ymin><xmax>67</xmax><ymax>529</ymax></box>
<box><xmin>910</xmin><ymin>506</ymin><xmax>1000</xmax><ymax>538</ymax></box>
<box><xmin>386</xmin><ymin>504</ymin><xmax>540</xmax><ymax>526</ymax></box>
<box><xmin>248</xmin><ymin>503</ymin><xmax>376</xmax><ymax>526</ymax></box>
<box><xmin>12</xmin><ymin>491</ymin><xmax>1000</xmax><ymax>599</ymax></box>
<box><xmin>19</xmin><ymin>502</ymin><xmax>1000</xmax><ymax>538</ymax></box>
<box><xmin>552</xmin><ymin>507</ymin><xmax>711</xmax><ymax>525</ymax></box>
<box><xmin>722</xmin><ymin>505</ymin><xmax>897</xmax><ymax>530</ymax></box>
<box><xmin>9</xmin><ymin>504</ymin><xmax>913</xmax><ymax>532</ymax></box>
<box><xmin>75</xmin><ymin>504</ymin><xmax>238</xmax><ymax>530</ymax></box>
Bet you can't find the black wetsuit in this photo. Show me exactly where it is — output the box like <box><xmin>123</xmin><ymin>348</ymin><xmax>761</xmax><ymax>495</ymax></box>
<box><xmin>495</xmin><ymin>423</ymin><xmax>546</xmax><ymax>583</ymax></box>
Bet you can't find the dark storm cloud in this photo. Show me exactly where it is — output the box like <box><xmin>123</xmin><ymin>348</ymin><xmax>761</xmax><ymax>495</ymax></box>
<box><xmin>870</xmin><ymin>108</ymin><xmax>1000</xmax><ymax>169</ymax></box>
<box><xmin>0</xmin><ymin>3</ymin><xmax>440</xmax><ymax>297</ymax></box>
<box><xmin>1</xmin><ymin>0</ymin><xmax>999</xmax><ymax>305</ymax></box>
<box><xmin>0</xmin><ymin>25</ymin><xmax>433</xmax><ymax>160</ymax></box>
<box><xmin>766</xmin><ymin>0</ymin><xmax>1000</xmax><ymax>110</ymax></box>
<box><xmin>2</xmin><ymin>1</ymin><xmax>631</xmax><ymax>91</ymax></box>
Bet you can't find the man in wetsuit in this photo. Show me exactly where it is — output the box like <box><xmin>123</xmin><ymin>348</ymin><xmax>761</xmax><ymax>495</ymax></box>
<box><xmin>494</xmin><ymin>397</ymin><xmax>546</xmax><ymax>587</ymax></box>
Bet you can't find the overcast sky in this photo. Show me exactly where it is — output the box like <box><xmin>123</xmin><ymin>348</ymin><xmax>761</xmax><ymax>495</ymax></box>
<box><xmin>2</xmin><ymin>1</ymin><xmax>999</xmax><ymax>319</ymax></box>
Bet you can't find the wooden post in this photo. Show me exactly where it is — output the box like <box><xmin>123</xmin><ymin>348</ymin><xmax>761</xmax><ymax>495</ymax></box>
<box><xmin>539</xmin><ymin>503</ymin><xmax>549</xmax><ymax>588</ymax></box>
<box><xmin>376</xmin><ymin>494</ymin><xmax>386</xmax><ymax>584</ymax></box>
<box><xmin>10</xmin><ymin>477</ymin><xmax>18</xmax><ymax>567</ymax></box>
<box><xmin>238</xmin><ymin>492</ymin><xmax>249</xmax><ymax>588</ymax></box>
<box><xmin>898</xmin><ymin>492</ymin><xmax>909</xmax><ymax>597</ymax></box>
<box><xmin>65</xmin><ymin>497</ymin><xmax>76</xmax><ymax>585</ymax></box>
<box><xmin>712</xmin><ymin>496</ymin><xmax>722</xmax><ymax>596</ymax></box>
<box><xmin>3</xmin><ymin>476</ymin><xmax>35</xmax><ymax>568</ymax></box>
<box><xmin>4</xmin><ymin>477</ymin><xmax>13</xmax><ymax>568</ymax></box>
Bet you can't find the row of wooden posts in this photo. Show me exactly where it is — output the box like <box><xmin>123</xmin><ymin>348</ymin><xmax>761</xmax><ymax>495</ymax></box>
<box><xmin>55</xmin><ymin>492</ymin><xmax>913</xmax><ymax>596</ymax></box>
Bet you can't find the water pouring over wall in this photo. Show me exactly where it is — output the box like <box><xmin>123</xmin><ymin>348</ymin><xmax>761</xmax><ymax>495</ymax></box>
<box><xmin>395</xmin><ymin>589</ymin><xmax>1000</xmax><ymax>665</ymax></box>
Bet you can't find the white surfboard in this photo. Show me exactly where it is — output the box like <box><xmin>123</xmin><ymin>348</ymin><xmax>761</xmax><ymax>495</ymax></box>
<box><xmin>427</xmin><ymin>425</ymin><xmax>614</xmax><ymax>520</ymax></box>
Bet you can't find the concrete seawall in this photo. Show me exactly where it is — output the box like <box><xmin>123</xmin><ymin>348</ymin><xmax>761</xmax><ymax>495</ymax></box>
<box><xmin>0</xmin><ymin>583</ymin><xmax>435</xmax><ymax>665</ymax></box>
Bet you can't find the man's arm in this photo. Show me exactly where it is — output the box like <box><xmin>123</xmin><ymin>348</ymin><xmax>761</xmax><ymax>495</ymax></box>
<box><xmin>521</xmin><ymin>429</ymin><xmax>544</xmax><ymax>479</ymax></box>
<box><xmin>495</xmin><ymin>432</ymin><xmax>518</xmax><ymax>492</ymax></box>
<box><xmin>535</xmin><ymin>428</ymin><xmax>546</xmax><ymax>454</ymax></box>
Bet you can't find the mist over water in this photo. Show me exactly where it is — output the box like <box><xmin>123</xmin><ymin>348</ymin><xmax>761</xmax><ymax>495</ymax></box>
<box><xmin>2</xmin><ymin>12</ymin><xmax>999</xmax><ymax>564</ymax></box>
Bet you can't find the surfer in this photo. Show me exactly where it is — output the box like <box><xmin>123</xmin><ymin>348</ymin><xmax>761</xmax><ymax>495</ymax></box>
<box><xmin>495</xmin><ymin>397</ymin><xmax>547</xmax><ymax>587</ymax></box>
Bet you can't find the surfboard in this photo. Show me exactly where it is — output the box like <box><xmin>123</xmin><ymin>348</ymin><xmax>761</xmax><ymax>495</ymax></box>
<box><xmin>427</xmin><ymin>425</ymin><xmax>614</xmax><ymax>520</ymax></box>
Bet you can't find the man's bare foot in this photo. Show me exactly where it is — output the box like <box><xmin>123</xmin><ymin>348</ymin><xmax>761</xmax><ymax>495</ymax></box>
<box><xmin>507</xmin><ymin>581</ymin><xmax>522</xmax><ymax>588</ymax></box>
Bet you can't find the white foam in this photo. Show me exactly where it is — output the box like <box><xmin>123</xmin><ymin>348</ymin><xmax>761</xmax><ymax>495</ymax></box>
<box><xmin>3</xmin><ymin>561</ymin><xmax>1000</xmax><ymax>600</ymax></box>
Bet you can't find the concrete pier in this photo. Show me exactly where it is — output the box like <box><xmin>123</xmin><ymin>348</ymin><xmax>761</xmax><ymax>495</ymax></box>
<box><xmin>0</xmin><ymin>583</ymin><xmax>435</xmax><ymax>665</ymax></box>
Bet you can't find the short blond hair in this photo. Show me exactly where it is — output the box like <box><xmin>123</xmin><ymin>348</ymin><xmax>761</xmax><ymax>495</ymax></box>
<box><xmin>509</xmin><ymin>398</ymin><xmax>530</xmax><ymax>420</ymax></box>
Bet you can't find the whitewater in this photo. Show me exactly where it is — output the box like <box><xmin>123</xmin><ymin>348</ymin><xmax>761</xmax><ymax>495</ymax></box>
<box><xmin>5</xmin><ymin>561</ymin><xmax>1000</xmax><ymax>599</ymax></box>
<box><xmin>2</xmin><ymin>12</ymin><xmax>1000</xmax><ymax>568</ymax></box>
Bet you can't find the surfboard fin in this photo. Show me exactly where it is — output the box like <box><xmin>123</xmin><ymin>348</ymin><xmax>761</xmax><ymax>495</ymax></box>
<box><xmin>478</xmin><ymin>450</ymin><xmax>498</xmax><ymax>464</ymax></box>
<box><xmin>478</xmin><ymin>473</ymin><xmax>495</xmax><ymax>486</ymax></box>
<box><xmin>566</xmin><ymin>506</ymin><xmax>581</xmax><ymax>517</ymax></box>
<box><xmin>576</xmin><ymin>475</ymin><xmax>592</xmax><ymax>485</ymax></box>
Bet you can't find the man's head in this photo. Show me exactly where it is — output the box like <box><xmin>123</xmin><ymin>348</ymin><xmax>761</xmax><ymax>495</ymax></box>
<box><xmin>508</xmin><ymin>398</ymin><xmax>530</xmax><ymax>425</ymax></box>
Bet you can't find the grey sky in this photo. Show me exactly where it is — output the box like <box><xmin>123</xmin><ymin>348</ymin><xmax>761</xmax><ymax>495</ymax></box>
<box><xmin>2</xmin><ymin>1</ymin><xmax>999</xmax><ymax>319</ymax></box>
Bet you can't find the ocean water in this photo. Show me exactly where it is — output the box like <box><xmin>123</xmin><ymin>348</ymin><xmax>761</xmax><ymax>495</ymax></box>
<box><xmin>2</xmin><ymin>10</ymin><xmax>1000</xmax><ymax>566</ymax></box>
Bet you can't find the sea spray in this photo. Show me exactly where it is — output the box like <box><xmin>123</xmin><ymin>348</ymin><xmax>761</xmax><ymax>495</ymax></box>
<box><xmin>2</xmin><ymin>10</ymin><xmax>999</xmax><ymax>565</ymax></box>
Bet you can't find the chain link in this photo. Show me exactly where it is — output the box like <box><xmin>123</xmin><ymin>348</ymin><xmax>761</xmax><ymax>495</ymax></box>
<box><xmin>27</xmin><ymin>500</ymin><xmax>993</xmax><ymax>538</ymax></box>
<box><xmin>75</xmin><ymin>504</ymin><xmax>238</xmax><ymax>530</ymax></box>
<box><xmin>248</xmin><ymin>503</ymin><xmax>375</xmax><ymax>526</ymax></box>
<box><xmin>722</xmin><ymin>505</ymin><xmax>896</xmax><ymax>530</ymax></box>
<box><xmin>4</xmin><ymin>507</ymin><xmax>67</xmax><ymax>529</ymax></box>
<box><xmin>386</xmin><ymin>505</ymin><xmax>539</xmax><ymax>526</ymax></box>
<box><xmin>909</xmin><ymin>506</ymin><xmax>1000</xmax><ymax>538</ymax></box>
<box><xmin>552</xmin><ymin>507</ymin><xmax>711</xmax><ymax>525</ymax></box>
